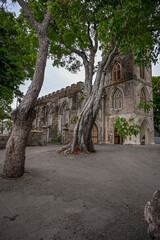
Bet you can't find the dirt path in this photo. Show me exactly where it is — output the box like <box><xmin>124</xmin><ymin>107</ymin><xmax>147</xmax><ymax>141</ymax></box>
<box><xmin>0</xmin><ymin>144</ymin><xmax>160</xmax><ymax>240</ymax></box>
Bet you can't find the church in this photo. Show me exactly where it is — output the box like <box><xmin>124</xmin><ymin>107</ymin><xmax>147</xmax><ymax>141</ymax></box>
<box><xmin>32</xmin><ymin>54</ymin><xmax>154</xmax><ymax>145</ymax></box>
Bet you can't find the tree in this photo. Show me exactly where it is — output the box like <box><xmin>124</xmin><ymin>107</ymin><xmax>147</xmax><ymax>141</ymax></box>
<box><xmin>152</xmin><ymin>76</ymin><xmax>160</xmax><ymax>133</ymax></box>
<box><xmin>3</xmin><ymin>0</ymin><xmax>53</xmax><ymax>178</ymax></box>
<box><xmin>49</xmin><ymin>0</ymin><xmax>119</xmax><ymax>153</ymax></box>
<box><xmin>0</xmin><ymin>7</ymin><xmax>37</xmax><ymax>130</ymax></box>
<box><xmin>50</xmin><ymin>0</ymin><xmax>160</xmax><ymax>153</ymax></box>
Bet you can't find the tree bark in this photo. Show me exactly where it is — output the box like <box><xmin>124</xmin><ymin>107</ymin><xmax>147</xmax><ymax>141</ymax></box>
<box><xmin>59</xmin><ymin>47</ymin><xmax>118</xmax><ymax>154</ymax></box>
<box><xmin>70</xmin><ymin>74</ymin><xmax>104</xmax><ymax>153</ymax></box>
<box><xmin>3</xmin><ymin>35</ymin><xmax>49</xmax><ymax>178</ymax></box>
<box><xmin>3</xmin><ymin>109</ymin><xmax>35</xmax><ymax>178</ymax></box>
<box><xmin>2</xmin><ymin>0</ymin><xmax>52</xmax><ymax>179</ymax></box>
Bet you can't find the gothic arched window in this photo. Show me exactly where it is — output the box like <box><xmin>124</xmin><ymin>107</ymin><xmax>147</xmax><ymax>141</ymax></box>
<box><xmin>140</xmin><ymin>66</ymin><xmax>145</xmax><ymax>79</ymax></box>
<box><xmin>61</xmin><ymin>102</ymin><xmax>69</xmax><ymax>127</ymax></box>
<box><xmin>140</xmin><ymin>88</ymin><xmax>146</xmax><ymax>103</ymax></box>
<box><xmin>113</xmin><ymin>89</ymin><xmax>122</xmax><ymax>110</ymax></box>
<box><xmin>112</xmin><ymin>61</ymin><xmax>122</xmax><ymax>82</ymax></box>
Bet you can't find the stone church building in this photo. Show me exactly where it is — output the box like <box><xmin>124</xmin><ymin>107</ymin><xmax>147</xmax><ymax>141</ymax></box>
<box><xmin>32</xmin><ymin>55</ymin><xmax>154</xmax><ymax>145</ymax></box>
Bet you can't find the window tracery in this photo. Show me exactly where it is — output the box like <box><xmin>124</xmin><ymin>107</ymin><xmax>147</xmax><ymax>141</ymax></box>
<box><xmin>112</xmin><ymin>61</ymin><xmax>121</xmax><ymax>82</ymax></box>
<box><xmin>140</xmin><ymin>88</ymin><xmax>146</xmax><ymax>103</ymax></box>
<box><xmin>112</xmin><ymin>89</ymin><xmax>123</xmax><ymax>110</ymax></box>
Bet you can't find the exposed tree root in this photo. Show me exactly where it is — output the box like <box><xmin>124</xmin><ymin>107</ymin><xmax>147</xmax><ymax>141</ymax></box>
<box><xmin>57</xmin><ymin>143</ymin><xmax>72</xmax><ymax>155</ymax></box>
<box><xmin>57</xmin><ymin>143</ymin><xmax>90</xmax><ymax>155</ymax></box>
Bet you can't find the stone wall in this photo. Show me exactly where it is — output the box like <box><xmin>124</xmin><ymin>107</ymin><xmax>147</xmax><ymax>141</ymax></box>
<box><xmin>0</xmin><ymin>135</ymin><xmax>9</xmax><ymax>149</ymax></box>
<box><xmin>32</xmin><ymin>82</ymin><xmax>83</xmax><ymax>144</ymax></box>
<box><xmin>154</xmin><ymin>137</ymin><xmax>160</xmax><ymax>144</ymax></box>
<box><xmin>37</xmin><ymin>81</ymin><xmax>83</xmax><ymax>105</ymax></box>
<box><xmin>0</xmin><ymin>130</ymin><xmax>47</xmax><ymax>149</ymax></box>
<box><xmin>27</xmin><ymin>130</ymin><xmax>46</xmax><ymax>146</ymax></box>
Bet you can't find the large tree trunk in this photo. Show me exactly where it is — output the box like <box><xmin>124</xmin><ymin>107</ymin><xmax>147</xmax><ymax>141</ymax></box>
<box><xmin>71</xmin><ymin>103</ymin><xmax>96</xmax><ymax>153</ymax></box>
<box><xmin>3</xmin><ymin>36</ymin><xmax>49</xmax><ymax>178</ymax></box>
<box><xmin>71</xmin><ymin>73</ymin><xmax>105</xmax><ymax>153</ymax></box>
<box><xmin>58</xmin><ymin>47</ymin><xmax>118</xmax><ymax>154</ymax></box>
<box><xmin>3</xmin><ymin>110</ymin><xmax>35</xmax><ymax>178</ymax></box>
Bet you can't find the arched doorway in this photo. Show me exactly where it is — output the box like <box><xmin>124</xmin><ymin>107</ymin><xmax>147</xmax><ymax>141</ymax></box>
<box><xmin>114</xmin><ymin>128</ymin><xmax>121</xmax><ymax>144</ymax></box>
<box><xmin>91</xmin><ymin>124</ymin><xmax>98</xmax><ymax>144</ymax></box>
<box><xmin>140</xmin><ymin>121</ymin><xmax>147</xmax><ymax>145</ymax></box>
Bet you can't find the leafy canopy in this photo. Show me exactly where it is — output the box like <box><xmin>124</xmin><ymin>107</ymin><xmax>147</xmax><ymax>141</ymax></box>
<box><xmin>0</xmin><ymin>7</ymin><xmax>38</xmax><ymax>121</ymax></box>
<box><xmin>152</xmin><ymin>76</ymin><xmax>160</xmax><ymax>133</ymax></box>
<box><xmin>99</xmin><ymin>0</ymin><xmax>160</xmax><ymax>65</ymax></box>
<box><xmin>48</xmin><ymin>0</ymin><xmax>101</xmax><ymax>73</ymax></box>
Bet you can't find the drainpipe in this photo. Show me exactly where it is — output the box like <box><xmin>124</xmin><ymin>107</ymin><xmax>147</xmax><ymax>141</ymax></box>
<box><xmin>101</xmin><ymin>94</ymin><xmax>104</xmax><ymax>143</ymax></box>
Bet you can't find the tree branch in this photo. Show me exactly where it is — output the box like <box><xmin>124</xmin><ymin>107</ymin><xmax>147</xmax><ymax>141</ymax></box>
<box><xmin>17</xmin><ymin>0</ymin><xmax>53</xmax><ymax>36</ymax></box>
<box><xmin>72</xmin><ymin>48</ymin><xmax>88</xmax><ymax>66</ymax></box>
<box><xmin>93</xmin><ymin>24</ymin><xmax>98</xmax><ymax>53</ymax></box>
<box><xmin>87</xmin><ymin>21</ymin><xmax>93</xmax><ymax>48</ymax></box>
<box><xmin>103</xmin><ymin>46</ymin><xmax>118</xmax><ymax>71</ymax></box>
<box><xmin>17</xmin><ymin>0</ymin><xmax>40</xmax><ymax>33</ymax></box>
<box><xmin>41</xmin><ymin>1</ymin><xmax>53</xmax><ymax>35</ymax></box>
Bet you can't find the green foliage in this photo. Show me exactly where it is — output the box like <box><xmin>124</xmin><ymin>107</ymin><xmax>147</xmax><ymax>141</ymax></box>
<box><xmin>0</xmin><ymin>7</ymin><xmax>37</xmax><ymax>95</ymax></box>
<box><xmin>49</xmin><ymin>135</ymin><xmax>62</xmax><ymax>143</ymax></box>
<box><xmin>79</xmin><ymin>95</ymin><xmax>85</xmax><ymax>101</ymax></box>
<box><xmin>0</xmin><ymin>7</ymin><xmax>37</xmax><ymax>121</ymax></box>
<box><xmin>152</xmin><ymin>76</ymin><xmax>160</xmax><ymax>133</ymax></box>
<box><xmin>98</xmin><ymin>0</ymin><xmax>160</xmax><ymax>65</ymax></box>
<box><xmin>0</xmin><ymin>85</ymin><xmax>12</xmax><ymax>122</ymax></box>
<box><xmin>47</xmin><ymin>0</ymin><xmax>160</xmax><ymax>75</ymax></box>
<box><xmin>137</xmin><ymin>99</ymin><xmax>155</xmax><ymax>114</ymax></box>
<box><xmin>48</xmin><ymin>0</ymin><xmax>105</xmax><ymax>73</ymax></box>
<box><xmin>113</xmin><ymin>117</ymin><xmax>141</xmax><ymax>140</ymax></box>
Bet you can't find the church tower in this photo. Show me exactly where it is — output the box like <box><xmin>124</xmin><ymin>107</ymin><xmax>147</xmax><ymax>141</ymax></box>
<box><xmin>101</xmin><ymin>54</ymin><xmax>154</xmax><ymax>144</ymax></box>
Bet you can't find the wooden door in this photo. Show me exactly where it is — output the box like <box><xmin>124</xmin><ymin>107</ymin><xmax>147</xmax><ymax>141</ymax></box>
<box><xmin>91</xmin><ymin>124</ymin><xmax>98</xmax><ymax>144</ymax></box>
<box><xmin>114</xmin><ymin>128</ymin><xmax>120</xmax><ymax>144</ymax></box>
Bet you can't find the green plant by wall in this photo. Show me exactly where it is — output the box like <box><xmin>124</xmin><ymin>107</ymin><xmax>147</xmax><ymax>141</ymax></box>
<box><xmin>49</xmin><ymin>135</ymin><xmax>62</xmax><ymax>143</ymax></box>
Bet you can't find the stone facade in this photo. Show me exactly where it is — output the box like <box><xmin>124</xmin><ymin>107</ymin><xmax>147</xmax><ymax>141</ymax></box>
<box><xmin>32</xmin><ymin>82</ymin><xmax>83</xmax><ymax>144</ymax></box>
<box><xmin>32</xmin><ymin>55</ymin><xmax>154</xmax><ymax>145</ymax></box>
<box><xmin>0</xmin><ymin>131</ymin><xmax>46</xmax><ymax>149</ymax></box>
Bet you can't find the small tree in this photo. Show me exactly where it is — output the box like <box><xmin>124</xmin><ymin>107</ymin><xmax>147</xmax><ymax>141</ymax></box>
<box><xmin>0</xmin><ymin>7</ymin><xmax>37</xmax><ymax>102</ymax></box>
<box><xmin>3</xmin><ymin>0</ymin><xmax>53</xmax><ymax>178</ymax></box>
<box><xmin>0</xmin><ymin>7</ymin><xmax>37</xmax><ymax>133</ymax></box>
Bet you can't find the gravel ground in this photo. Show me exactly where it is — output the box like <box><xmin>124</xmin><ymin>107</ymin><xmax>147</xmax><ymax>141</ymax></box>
<box><xmin>0</xmin><ymin>144</ymin><xmax>160</xmax><ymax>240</ymax></box>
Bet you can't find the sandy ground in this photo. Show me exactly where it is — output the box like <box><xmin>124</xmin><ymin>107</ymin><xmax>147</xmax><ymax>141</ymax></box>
<box><xmin>0</xmin><ymin>144</ymin><xmax>160</xmax><ymax>240</ymax></box>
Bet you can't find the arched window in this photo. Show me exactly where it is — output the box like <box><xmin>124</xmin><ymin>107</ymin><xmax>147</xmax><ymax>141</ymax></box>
<box><xmin>113</xmin><ymin>89</ymin><xmax>122</xmax><ymax>110</ymax></box>
<box><xmin>112</xmin><ymin>61</ymin><xmax>121</xmax><ymax>81</ymax></box>
<box><xmin>140</xmin><ymin>88</ymin><xmax>146</xmax><ymax>103</ymax></box>
<box><xmin>61</xmin><ymin>102</ymin><xmax>69</xmax><ymax>127</ymax></box>
<box><xmin>140</xmin><ymin>66</ymin><xmax>145</xmax><ymax>79</ymax></box>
